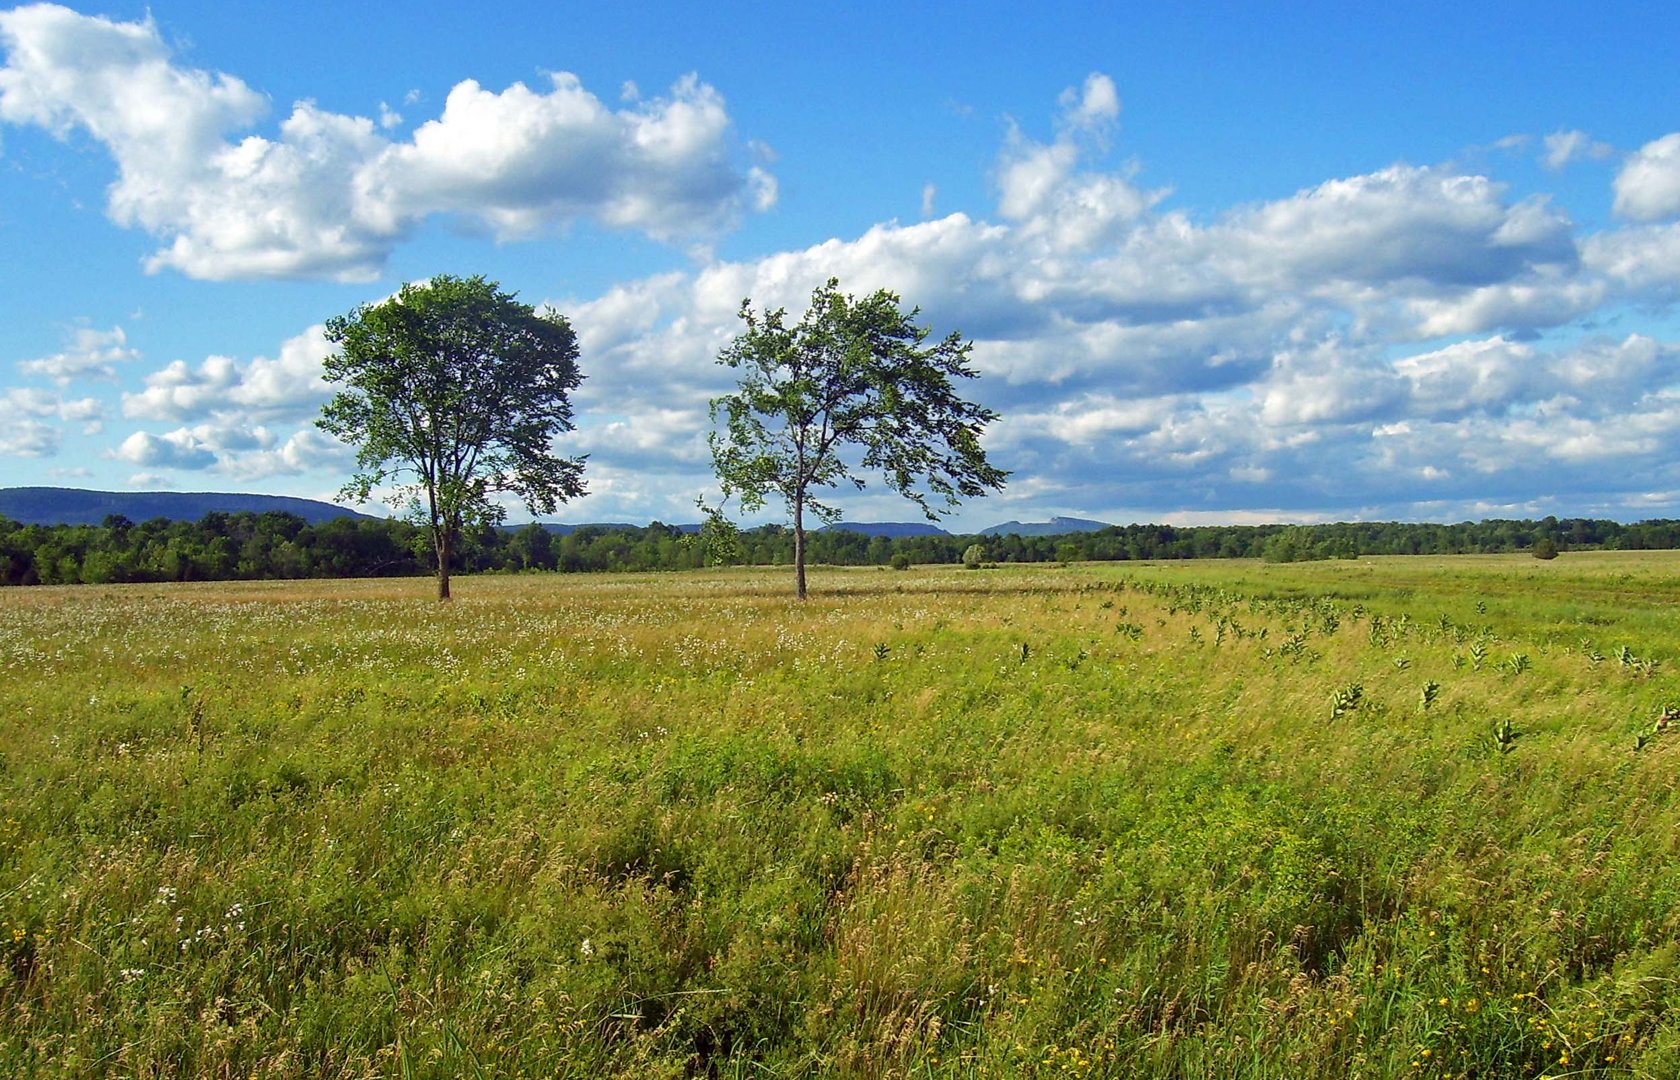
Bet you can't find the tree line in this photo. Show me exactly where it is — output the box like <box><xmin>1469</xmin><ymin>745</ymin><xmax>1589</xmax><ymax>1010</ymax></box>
<box><xmin>6</xmin><ymin>511</ymin><xmax>1679</xmax><ymax>587</ymax></box>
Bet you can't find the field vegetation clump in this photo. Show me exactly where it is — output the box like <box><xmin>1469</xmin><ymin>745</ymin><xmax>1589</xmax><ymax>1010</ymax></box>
<box><xmin>2</xmin><ymin>553</ymin><xmax>1679</xmax><ymax>1077</ymax></box>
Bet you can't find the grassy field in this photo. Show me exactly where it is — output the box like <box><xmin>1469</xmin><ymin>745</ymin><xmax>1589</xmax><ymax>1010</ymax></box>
<box><xmin>3</xmin><ymin>553</ymin><xmax>1679</xmax><ymax>1078</ymax></box>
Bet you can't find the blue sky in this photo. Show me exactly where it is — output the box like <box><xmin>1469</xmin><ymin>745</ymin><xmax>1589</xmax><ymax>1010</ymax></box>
<box><xmin>4</xmin><ymin>1</ymin><xmax>1680</xmax><ymax>529</ymax></box>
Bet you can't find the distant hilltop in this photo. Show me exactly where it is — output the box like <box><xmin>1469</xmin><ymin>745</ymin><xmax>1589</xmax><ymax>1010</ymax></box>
<box><xmin>821</xmin><ymin>521</ymin><xmax>951</xmax><ymax>538</ymax></box>
<box><xmin>820</xmin><ymin>518</ymin><xmax>1115</xmax><ymax>538</ymax></box>
<box><xmin>979</xmin><ymin>516</ymin><xmax>1111</xmax><ymax>537</ymax></box>
<box><xmin>531</xmin><ymin>522</ymin><xmax>701</xmax><ymax>535</ymax></box>
<box><xmin>0</xmin><ymin>487</ymin><xmax>375</xmax><ymax>527</ymax></box>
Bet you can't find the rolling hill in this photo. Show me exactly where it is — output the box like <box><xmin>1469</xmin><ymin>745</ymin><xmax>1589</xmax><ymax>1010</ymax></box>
<box><xmin>978</xmin><ymin>516</ymin><xmax>1111</xmax><ymax>537</ymax></box>
<box><xmin>0</xmin><ymin>487</ymin><xmax>376</xmax><ymax>527</ymax></box>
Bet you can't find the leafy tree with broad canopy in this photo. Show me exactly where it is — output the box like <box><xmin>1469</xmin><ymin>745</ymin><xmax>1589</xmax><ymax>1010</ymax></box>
<box><xmin>709</xmin><ymin>278</ymin><xmax>1007</xmax><ymax>599</ymax></box>
<box><xmin>318</xmin><ymin>274</ymin><xmax>586</xmax><ymax>600</ymax></box>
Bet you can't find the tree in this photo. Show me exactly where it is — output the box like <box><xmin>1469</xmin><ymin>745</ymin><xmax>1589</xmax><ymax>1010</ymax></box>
<box><xmin>709</xmin><ymin>278</ymin><xmax>1007</xmax><ymax>599</ymax></box>
<box><xmin>318</xmin><ymin>274</ymin><xmax>586</xmax><ymax>600</ymax></box>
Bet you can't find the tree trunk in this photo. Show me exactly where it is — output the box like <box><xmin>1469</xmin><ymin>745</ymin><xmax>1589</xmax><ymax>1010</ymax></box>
<box><xmin>793</xmin><ymin>495</ymin><xmax>807</xmax><ymax>601</ymax></box>
<box><xmin>436</xmin><ymin>528</ymin><xmax>453</xmax><ymax>602</ymax></box>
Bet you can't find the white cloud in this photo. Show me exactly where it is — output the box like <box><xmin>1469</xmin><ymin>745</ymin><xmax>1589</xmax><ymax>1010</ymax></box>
<box><xmin>1404</xmin><ymin>270</ymin><xmax>1605</xmax><ymax>338</ymax></box>
<box><xmin>113</xmin><ymin>325</ymin><xmax>346</xmax><ymax>479</ymax></box>
<box><xmin>1039</xmin><ymin>394</ymin><xmax>1180</xmax><ymax>444</ymax></box>
<box><xmin>567</xmin><ymin>407</ymin><xmax>711</xmax><ymax>466</ymax></box>
<box><xmin>0</xmin><ymin>415</ymin><xmax>58</xmax><ymax>456</ymax></box>
<box><xmin>1582</xmin><ymin>221</ymin><xmax>1680</xmax><ymax>290</ymax></box>
<box><xmin>0</xmin><ymin>387</ymin><xmax>103</xmax><ymax>455</ymax></box>
<box><xmin>1542</xmin><ymin>129</ymin><xmax>1613</xmax><ymax>170</ymax></box>
<box><xmin>996</xmin><ymin>76</ymin><xmax>1159</xmax><ymax>252</ymax></box>
<box><xmin>215</xmin><ymin>428</ymin><xmax>353</xmax><ymax>480</ymax></box>
<box><xmin>17</xmin><ymin>324</ymin><xmax>139</xmax><ymax>384</ymax></box>
<box><xmin>122</xmin><ymin>326</ymin><xmax>333</xmax><ymax>422</ymax></box>
<box><xmin>128</xmin><ymin>472</ymin><xmax>173</xmax><ymax>489</ymax></box>
<box><xmin>114</xmin><ymin>429</ymin><xmax>216</xmax><ymax>470</ymax></box>
<box><xmin>0</xmin><ymin>5</ymin><xmax>774</xmax><ymax>280</ymax></box>
<box><xmin>1211</xmin><ymin>168</ymin><xmax>1575</xmax><ymax>294</ymax></box>
<box><xmin>1393</xmin><ymin>337</ymin><xmax>1538</xmax><ymax>417</ymax></box>
<box><xmin>364</xmin><ymin>72</ymin><xmax>770</xmax><ymax>244</ymax></box>
<box><xmin>1614</xmin><ymin>134</ymin><xmax>1680</xmax><ymax>222</ymax></box>
<box><xmin>1257</xmin><ymin>340</ymin><xmax>1405</xmax><ymax>427</ymax></box>
<box><xmin>1056</xmin><ymin>73</ymin><xmax>1120</xmax><ymax>136</ymax></box>
<box><xmin>12</xmin><ymin>388</ymin><xmax>101</xmax><ymax>422</ymax></box>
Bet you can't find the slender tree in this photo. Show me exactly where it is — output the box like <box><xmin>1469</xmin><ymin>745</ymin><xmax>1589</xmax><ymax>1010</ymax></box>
<box><xmin>318</xmin><ymin>274</ymin><xmax>586</xmax><ymax>600</ymax></box>
<box><xmin>709</xmin><ymin>278</ymin><xmax>1007</xmax><ymax>599</ymax></box>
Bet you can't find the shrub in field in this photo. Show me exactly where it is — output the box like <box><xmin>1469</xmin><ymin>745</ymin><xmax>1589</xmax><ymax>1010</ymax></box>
<box><xmin>962</xmin><ymin>544</ymin><xmax>986</xmax><ymax>569</ymax></box>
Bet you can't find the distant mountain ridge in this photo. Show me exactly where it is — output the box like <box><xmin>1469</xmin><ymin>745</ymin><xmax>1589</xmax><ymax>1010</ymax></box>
<box><xmin>0</xmin><ymin>487</ymin><xmax>375</xmax><ymax>526</ymax></box>
<box><xmin>821</xmin><ymin>521</ymin><xmax>951</xmax><ymax>538</ymax></box>
<box><xmin>530</xmin><ymin>522</ymin><xmax>701</xmax><ymax>535</ymax></box>
<box><xmin>979</xmin><ymin>516</ymin><xmax>1111</xmax><ymax>537</ymax></box>
<box><xmin>0</xmin><ymin>490</ymin><xmax>1117</xmax><ymax>539</ymax></box>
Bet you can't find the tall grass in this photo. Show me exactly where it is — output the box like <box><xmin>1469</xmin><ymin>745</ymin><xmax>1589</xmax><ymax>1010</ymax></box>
<box><xmin>2</xmin><ymin>555</ymin><xmax>1677</xmax><ymax>1076</ymax></box>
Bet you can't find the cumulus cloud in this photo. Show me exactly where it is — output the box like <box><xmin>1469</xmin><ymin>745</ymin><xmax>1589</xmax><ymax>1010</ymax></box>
<box><xmin>1210</xmin><ymin>169</ymin><xmax>1576</xmax><ymax>295</ymax></box>
<box><xmin>112</xmin><ymin>325</ymin><xmax>348</xmax><ymax>480</ymax></box>
<box><xmin>0</xmin><ymin>415</ymin><xmax>59</xmax><ymax>457</ymax></box>
<box><xmin>365</xmin><ymin>72</ymin><xmax>774</xmax><ymax>243</ymax></box>
<box><xmin>1582</xmin><ymin>221</ymin><xmax>1680</xmax><ymax>292</ymax></box>
<box><xmin>4</xmin><ymin>386</ymin><xmax>102</xmax><ymax>424</ymax></box>
<box><xmin>114</xmin><ymin>429</ymin><xmax>216</xmax><ymax>470</ymax></box>
<box><xmin>564</xmin><ymin>101</ymin><xmax>1594</xmax><ymax>434</ymax></box>
<box><xmin>215</xmin><ymin>428</ymin><xmax>354</xmax><ymax>481</ymax></box>
<box><xmin>1613</xmin><ymin>133</ymin><xmax>1680</xmax><ymax>221</ymax></box>
<box><xmin>0</xmin><ymin>387</ymin><xmax>103</xmax><ymax>456</ymax></box>
<box><xmin>122</xmin><ymin>326</ymin><xmax>333</xmax><ymax>423</ymax></box>
<box><xmin>18</xmin><ymin>324</ymin><xmax>139</xmax><ymax>383</ymax></box>
<box><xmin>1056</xmin><ymin>73</ymin><xmax>1120</xmax><ymax>135</ymax></box>
<box><xmin>996</xmin><ymin>74</ymin><xmax>1162</xmax><ymax>253</ymax></box>
<box><xmin>0</xmin><ymin>4</ymin><xmax>774</xmax><ymax>280</ymax></box>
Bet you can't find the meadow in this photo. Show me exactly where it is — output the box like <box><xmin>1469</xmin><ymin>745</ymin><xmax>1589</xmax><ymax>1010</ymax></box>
<box><xmin>2</xmin><ymin>553</ymin><xmax>1678</xmax><ymax>1078</ymax></box>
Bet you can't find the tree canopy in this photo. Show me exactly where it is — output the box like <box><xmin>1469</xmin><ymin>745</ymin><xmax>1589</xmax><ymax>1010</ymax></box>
<box><xmin>317</xmin><ymin>274</ymin><xmax>586</xmax><ymax>600</ymax></box>
<box><xmin>709</xmin><ymin>278</ymin><xmax>1007</xmax><ymax>598</ymax></box>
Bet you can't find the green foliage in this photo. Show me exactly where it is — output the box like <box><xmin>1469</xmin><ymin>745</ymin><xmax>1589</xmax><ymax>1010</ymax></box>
<box><xmin>889</xmin><ymin>552</ymin><xmax>912</xmax><ymax>571</ymax></box>
<box><xmin>688</xmin><ymin>501</ymin><xmax>743</xmax><ymax>567</ymax></box>
<box><xmin>708</xmin><ymin>278</ymin><xmax>1007</xmax><ymax>598</ymax></box>
<box><xmin>1534</xmin><ymin>536</ymin><xmax>1560</xmax><ymax>559</ymax></box>
<box><xmin>962</xmin><ymin>543</ymin><xmax>986</xmax><ymax>569</ymax></box>
<box><xmin>21</xmin><ymin>512</ymin><xmax>1680</xmax><ymax>589</ymax></box>
<box><xmin>318</xmin><ymin>274</ymin><xmax>586</xmax><ymax>599</ymax></box>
